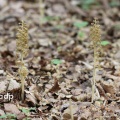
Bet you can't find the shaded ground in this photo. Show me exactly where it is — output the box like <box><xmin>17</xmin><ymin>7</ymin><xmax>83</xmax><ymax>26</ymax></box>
<box><xmin>0</xmin><ymin>0</ymin><xmax>120</xmax><ymax>119</ymax></box>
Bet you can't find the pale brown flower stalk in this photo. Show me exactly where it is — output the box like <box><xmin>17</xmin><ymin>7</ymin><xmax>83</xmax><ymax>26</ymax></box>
<box><xmin>39</xmin><ymin>0</ymin><xmax>45</xmax><ymax>26</ymax></box>
<box><xmin>90</xmin><ymin>18</ymin><xmax>101</xmax><ymax>102</ymax></box>
<box><xmin>16</xmin><ymin>21</ymin><xmax>29</xmax><ymax>101</ymax></box>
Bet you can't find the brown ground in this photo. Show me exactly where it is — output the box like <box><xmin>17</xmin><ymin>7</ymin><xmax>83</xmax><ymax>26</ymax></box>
<box><xmin>0</xmin><ymin>0</ymin><xmax>120</xmax><ymax>120</ymax></box>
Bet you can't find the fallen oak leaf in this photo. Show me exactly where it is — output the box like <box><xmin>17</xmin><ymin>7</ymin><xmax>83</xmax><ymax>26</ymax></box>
<box><xmin>4</xmin><ymin>103</ymin><xmax>21</xmax><ymax>115</ymax></box>
<box><xmin>62</xmin><ymin>102</ymin><xmax>78</xmax><ymax>120</ymax></box>
<box><xmin>0</xmin><ymin>109</ymin><xmax>5</xmax><ymax>116</ymax></box>
<box><xmin>49</xmin><ymin>79</ymin><xmax>61</xmax><ymax>93</ymax></box>
<box><xmin>8</xmin><ymin>79</ymin><xmax>20</xmax><ymax>91</ymax></box>
<box><xmin>100</xmin><ymin>81</ymin><xmax>115</xmax><ymax>97</ymax></box>
<box><xmin>25</xmin><ymin>90</ymin><xmax>37</xmax><ymax>106</ymax></box>
<box><xmin>0</xmin><ymin>81</ymin><xmax>8</xmax><ymax>93</ymax></box>
<box><xmin>17</xmin><ymin>112</ymin><xmax>26</xmax><ymax>120</ymax></box>
<box><xmin>96</xmin><ymin>83</ymin><xmax>109</xmax><ymax>100</ymax></box>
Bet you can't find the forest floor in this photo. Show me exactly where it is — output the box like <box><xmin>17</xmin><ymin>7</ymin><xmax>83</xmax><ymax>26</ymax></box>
<box><xmin>0</xmin><ymin>0</ymin><xmax>120</xmax><ymax>120</ymax></box>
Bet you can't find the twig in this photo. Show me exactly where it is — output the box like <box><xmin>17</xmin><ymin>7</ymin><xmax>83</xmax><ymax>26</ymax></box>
<box><xmin>69</xmin><ymin>99</ymin><xmax>74</xmax><ymax>120</ymax></box>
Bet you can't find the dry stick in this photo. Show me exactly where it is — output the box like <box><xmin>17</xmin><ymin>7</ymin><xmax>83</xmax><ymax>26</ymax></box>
<box><xmin>69</xmin><ymin>99</ymin><xmax>74</xmax><ymax>120</ymax></box>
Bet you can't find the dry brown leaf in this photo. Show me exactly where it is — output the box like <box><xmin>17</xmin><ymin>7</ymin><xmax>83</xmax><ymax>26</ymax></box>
<box><xmin>4</xmin><ymin>103</ymin><xmax>21</xmax><ymax>115</ymax></box>
<box><xmin>49</xmin><ymin>79</ymin><xmax>61</xmax><ymax>93</ymax></box>
<box><xmin>0</xmin><ymin>109</ymin><xmax>5</xmax><ymax>116</ymax></box>
<box><xmin>7</xmin><ymin>41</ymin><xmax>16</xmax><ymax>52</ymax></box>
<box><xmin>47</xmin><ymin>3</ymin><xmax>67</xmax><ymax>17</ymax></box>
<box><xmin>17</xmin><ymin>112</ymin><xmax>26</xmax><ymax>120</ymax></box>
<box><xmin>96</xmin><ymin>83</ymin><xmax>108</xmax><ymax>99</ymax></box>
<box><xmin>25</xmin><ymin>91</ymin><xmax>37</xmax><ymax>105</ymax></box>
<box><xmin>8</xmin><ymin>79</ymin><xmax>20</xmax><ymax>91</ymax></box>
<box><xmin>80</xmin><ymin>108</ymin><xmax>91</xmax><ymax>120</ymax></box>
<box><xmin>38</xmin><ymin>38</ymin><xmax>52</xmax><ymax>47</ymax></box>
<box><xmin>0</xmin><ymin>81</ymin><xmax>7</xmax><ymax>93</ymax></box>
<box><xmin>62</xmin><ymin>103</ymin><xmax>78</xmax><ymax>120</ymax></box>
<box><xmin>101</xmin><ymin>81</ymin><xmax>115</xmax><ymax>96</ymax></box>
<box><xmin>0</xmin><ymin>0</ymin><xmax>7</xmax><ymax>7</ymax></box>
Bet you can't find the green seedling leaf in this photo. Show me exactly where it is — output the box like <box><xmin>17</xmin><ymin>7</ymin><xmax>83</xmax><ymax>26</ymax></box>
<box><xmin>21</xmin><ymin>107</ymin><xmax>36</xmax><ymax>116</ymax></box>
<box><xmin>6</xmin><ymin>113</ymin><xmax>16</xmax><ymax>118</ymax></box>
<box><xmin>0</xmin><ymin>114</ymin><xmax>7</xmax><ymax>119</ymax></box>
<box><xmin>51</xmin><ymin>59</ymin><xmax>62</xmax><ymax>65</ymax></box>
<box><xmin>114</xmin><ymin>24</ymin><xmax>120</xmax><ymax>30</ymax></box>
<box><xmin>57</xmin><ymin>46</ymin><xmax>62</xmax><ymax>51</ymax></box>
<box><xmin>0</xmin><ymin>113</ymin><xmax>16</xmax><ymax>119</ymax></box>
<box><xmin>29</xmin><ymin>107</ymin><xmax>36</xmax><ymax>111</ymax></box>
<box><xmin>101</xmin><ymin>41</ymin><xmax>110</xmax><ymax>46</ymax></box>
<box><xmin>23</xmin><ymin>118</ymin><xmax>31</xmax><ymax>120</ymax></box>
<box><xmin>55</xmin><ymin>25</ymin><xmax>64</xmax><ymax>29</ymax></box>
<box><xmin>110</xmin><ymin>1</ymin><xmax>120</xmax><ymax>7</ymax></box>
<box><xmin>21</xmin><ymin>108</ymin><xmax>30</xmax><ymax>116</ymax></box>
<box><xmin>82</xmin><ymin>0</ymin><xmax>95</xmax><ymax>4</ymax></box>
<box><xmin>78</xmin><ymin>31</ymin><xmax>85</xmax><ymax>38</ymax></box>
<box><xmin>81</xmin><ymin>0</ymin><xmax>98</xmax><ymax>10</ymax></box>
<box><xmin>40</xmin><ymin>16</ymin><xmax>60</xmax><ymax>23</ymax></box>
<box><xmin>74</xmin><ymin>21</ymin><xmax>88</xmax><ymax>29</ymax></box>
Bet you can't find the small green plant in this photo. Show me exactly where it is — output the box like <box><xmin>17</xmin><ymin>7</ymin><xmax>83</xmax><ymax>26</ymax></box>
<box><xmin>90</xmin><ymin>18</ymin><xmax>102</xmax><ymax>102</ymax></box>
<box><xmin>16</xmin><ymin>21</ymin><xmax>29</xmax><ymax>101</ymax></box>
<box><xmin>23</xmin><ymin>118</ymin><xmax>31</xmax><ymax>120</ymax></box>
<box><xmin>80</xmin><ymin>0</ymin><xmax>98</xmax><ymax>10</ymax></box>
<box><xmin>40</xmin><ymin>15</ymin><xmax>60</xmax><ymax>25</ymax></box>
<box><xmin>101</xmin><ymin>40</ymin><xmax>110</xmax><ymax>46</ymax></box>
<box><xmin>73</xmin><ymin>21</ymin><xmax>88</xmax><ymax>29</ymax></box>
<box><xmin>74</xmin><ymin>21</ymin><xmax>88</xmax><ymax>41</ymax></box>
<box><xmin>78</xmin><ymin>31</ymin><xmax>86</xmax><ymax>39</ymax></box>
<box><xmin>20</xmin><ymin>107</ymin><xmax>36</xmax><ymax>116</ymax></box>
<box><xmin>51</xmin><ymin>59</ymin><xmax>62</xmax><ymax>65</ymax></box>
<box><xmin>0</xmin><ymin>113</ymin><xmax>16</xmax><ymax>119</ymax></box>
<box><xmin>110</xmin><ymin>1</ymin><xmax>120</xmax><ymax>7</ymax></box>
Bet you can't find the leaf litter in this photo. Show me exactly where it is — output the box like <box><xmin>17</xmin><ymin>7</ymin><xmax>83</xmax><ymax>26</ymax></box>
<box><xmin>0</xmin><ymin>0</ymin><xmax>120</xmax><ymax>120</ymax></box>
